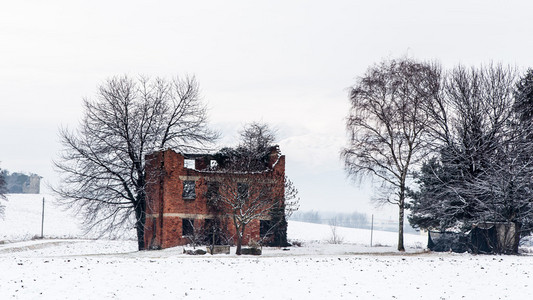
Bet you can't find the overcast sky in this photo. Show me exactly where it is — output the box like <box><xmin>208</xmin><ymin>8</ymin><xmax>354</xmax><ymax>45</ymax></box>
<box><xmin>1</xmin><ymin>0</ymin><xmax>533</xmax><ymax>218</ymax></box>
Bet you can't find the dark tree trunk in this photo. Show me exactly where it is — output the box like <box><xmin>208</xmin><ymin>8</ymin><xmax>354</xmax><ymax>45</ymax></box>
<box><xmin>235</xmin><ymin>224</ymin><xmax>246</xmax><ymax>255</ymax></box>
<box><xmin>398</xmin><ymin>195</ymin><xmax>405</xmax><ymax>252</ymax></box>
<box><xmin>134</xmin><ymin>195</ymin><xmax>146</xmax><ymax>251</ymax></box>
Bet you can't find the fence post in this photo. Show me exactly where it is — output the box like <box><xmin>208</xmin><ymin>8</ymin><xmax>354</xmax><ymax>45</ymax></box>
<box><xmin>41</xmin><ymin>197</ymin><xmax>45</xmax><ymax>239</ymax></box>
<box><xmin>370</xmin><ymin>214</ymin><xmax>374</xmax><ymax>247</ymax></box>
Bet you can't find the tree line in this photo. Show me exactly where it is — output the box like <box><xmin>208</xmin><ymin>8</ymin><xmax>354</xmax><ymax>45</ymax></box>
<box><xmin>291</xmin><ymin>210</ymin><xmax>419</xmax><ymax>233</ymax></box>
<box><xmin>0</xmin><ymin>166</ymin><xmax>6</xmax><ymax>218</ymax></box>
<box><xmin>292</xmin><ymin>210</ymin><xmax>368</xmax><ymax>228</ymax></box>
<box><xmin>342</xmin><ymin>58</ymin><xmax>533</xmax><ymax>252</ymax></box>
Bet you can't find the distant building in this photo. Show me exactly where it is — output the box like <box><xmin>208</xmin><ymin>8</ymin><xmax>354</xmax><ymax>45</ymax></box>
<box><xmin>3</xmin><ymin>172</ymin><xmax>41</xmax><ymax>194</ymax></box>
<box><xmin>143</xmin><ymin>146</ymin><xmax>286</xmax><ymax>250</ymax></box>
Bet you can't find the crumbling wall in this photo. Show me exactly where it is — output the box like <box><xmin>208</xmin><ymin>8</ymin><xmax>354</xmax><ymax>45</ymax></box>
<box><xmin>144</xmin><ymin>148</ymin><xmax>286</xmax><ymax>250</ymax></box>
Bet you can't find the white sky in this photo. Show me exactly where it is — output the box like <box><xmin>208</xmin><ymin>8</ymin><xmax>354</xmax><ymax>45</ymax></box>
<box><xmin>1</xmin><ymin>0</ymin><xmax>533</xmax><ymax>217</ymax></box>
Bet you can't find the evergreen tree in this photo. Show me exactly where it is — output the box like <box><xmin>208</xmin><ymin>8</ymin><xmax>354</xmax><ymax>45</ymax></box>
<box><xmin>0</xmin><ymin>167</ymin><xmax>7</xmax><ymax>218</ymax></box>
<box><xmin>409</xmin><ymin>65</ymin><xmax>533</xmax><ymax>244</ymax></box>
<box><xmin>514</xmin><ymin>68</ymin><xmax>533</xmax><ymax>122</ymax></box>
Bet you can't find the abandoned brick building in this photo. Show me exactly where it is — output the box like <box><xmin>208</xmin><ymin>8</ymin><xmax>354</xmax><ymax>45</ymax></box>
<box><xmin>143</xmin><ymin>146</ymin><xmax>286</xmax><ymax>250</ymax></box>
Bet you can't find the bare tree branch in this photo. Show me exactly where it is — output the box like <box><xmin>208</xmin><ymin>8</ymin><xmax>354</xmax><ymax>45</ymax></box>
<box><xmin>341</xmin><ymin>57</ymin><xmax>440</xmax><ymax>251</ymax></box>
<box><xmin>53</xmin><ymin>75</ymin><xmax>218</xmax><ymax>250</ymax></box>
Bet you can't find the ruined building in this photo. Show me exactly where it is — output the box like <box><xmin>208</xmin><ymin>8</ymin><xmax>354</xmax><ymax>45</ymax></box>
<box><xmin>143</xmin><ymin>146</ymin><xmax>286</xmax><ymax>250</ymax></box>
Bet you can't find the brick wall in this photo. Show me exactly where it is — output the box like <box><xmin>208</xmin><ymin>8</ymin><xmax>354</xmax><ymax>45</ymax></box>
<box><xmin>144</xmin><ymin>148</ymin><xmax>285</xmax><ymax>250</ymax></box>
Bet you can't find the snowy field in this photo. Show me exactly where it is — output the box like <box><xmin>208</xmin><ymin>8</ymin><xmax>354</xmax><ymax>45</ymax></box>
<box><xmin>1</xmin><ymin>194</ymin><xmax>532</xmax><ymax>299</ymax></box>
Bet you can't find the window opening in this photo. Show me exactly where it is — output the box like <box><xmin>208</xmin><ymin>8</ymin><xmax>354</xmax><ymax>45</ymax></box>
<box><xmin>182</xmin><ymin>180</ymin><xmax>196</xmax><ymax>200</ymax></box>
<box><xmin>184</xmin><ymin>159</ymin><xmax>196</xmax><ymax>169</ymax></box>
<box><xmin>210</xmin><ymin>160</ymin><xmax>218</xmax><ymax>169</ymax></box>
<box><xmin>260</xmin><ymin>220</ymin><xmax>273</xmax><ymax>238</ymax></box>
<box><xmin>182</xmin><ymin>218</ymin><xmax>194</xmax><ymax>236</ymax></box>
<box><xmin>206</xmin><ymin>181</ymin><xmax>220</xmax><ymax>203</ymax></box>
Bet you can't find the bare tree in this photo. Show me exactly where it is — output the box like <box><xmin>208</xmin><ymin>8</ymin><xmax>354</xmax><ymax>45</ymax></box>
<box><xmin>53</xmin><ymin>75</ymin><xmax>218</xmax><ymax>250</ymax></box>
<box><xmin>183</xmin><ymin>219</ymin><xmax>207</xmax><ymax>249</ymax></box>
<box><xmin>204</xmin><ymin>122</ymin><xmax>299</xmax><ymax>254</ymax></box>
<box><xmin>239</xmin><ymin>122</ymin><xmax>277</xmax><ymax>155</ymax></box>
<box><xmin>341</xmin><ymin>58</ymin><xmax>440</xmax><ymax>251</ymax></box>
<box><xmin>215</xmin><ymin>122</ymin><xmax>278</xmax><ymax>172</ymax></box>
<box><xmin>208</xmin><ymin>173</ymin><xmax>297</xmax><ymax>255</ymax></box>
<box><xmin>328</xmin><ymin>218</ymin><xmax>344</xmax><ymax>244</ymax></box>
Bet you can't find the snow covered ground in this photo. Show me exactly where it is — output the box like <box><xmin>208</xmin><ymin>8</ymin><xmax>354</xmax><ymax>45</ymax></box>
<box><xmin>0</xmin><ymin>194</ymin><xmax>86</xmax><ymax>241</ymax></box>
<box><xmin>1</xmin><ymin>194</ymin><xmax>532</xmax><ymax>299</ymax></box>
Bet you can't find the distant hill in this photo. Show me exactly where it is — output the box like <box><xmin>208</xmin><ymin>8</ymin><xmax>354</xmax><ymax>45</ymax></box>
<box><xmin>1</xmin><ymin>171</ymin><xmax>41</xmax><ymax>194</ymax></box>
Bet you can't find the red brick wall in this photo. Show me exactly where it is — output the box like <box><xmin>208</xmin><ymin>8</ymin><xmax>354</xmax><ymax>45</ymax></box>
<box><xmin>144</xmin><ymin>148</ymin><xmax>285</xmax><ymax>250</ymax></box>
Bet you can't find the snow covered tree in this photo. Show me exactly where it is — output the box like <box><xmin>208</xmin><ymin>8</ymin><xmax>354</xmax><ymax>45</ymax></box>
<box><xmin>341</xmin><ymin>57</ymin><xmax>441</xmax><ymax>251</ymax></box>
<box><xmin>514</xmin><ymin>68</ymin><xmax>533</xmax><ymax>123</ymax></box>
<box><xmin>54</xmin><ymin>75</ymin><xmax>218</xmax><ymax>250</ymax></box>
<box><xmin>407</xmin><ymin>157</ymin><xmax>457</xmax><ymax>231</ymax></box>
<box><xmin>0</xmin><ymin>166</ymin><xmax>7</xmax><ymax>218</ymax></box>
<box><xmin>409</xmin><ymin>64</ymin><xmax>533</xmax><ymax>245</ymax></box>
